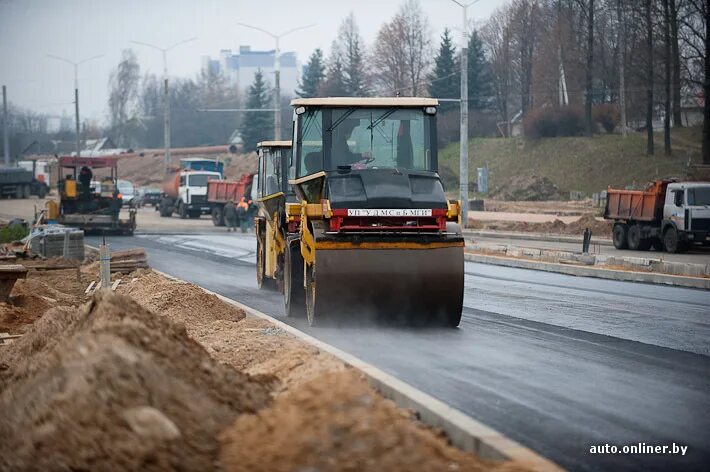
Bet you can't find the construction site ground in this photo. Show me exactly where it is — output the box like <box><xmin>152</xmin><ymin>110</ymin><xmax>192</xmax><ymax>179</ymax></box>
<box><xmin>0</xmin><ymin>259</ymin><xmax>523</xmax><ymax>471</ymax></box>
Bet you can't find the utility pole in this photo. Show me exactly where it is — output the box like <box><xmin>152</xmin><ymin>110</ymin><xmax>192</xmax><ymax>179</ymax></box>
<box><xmin>2</xmin><ymin>85</ymin><xmax>9</xmax><ymax>166</ymax></box>
<box><xmin>131</xmin><ymin>37</ymin><xmax>197</xmax><ymax>171</ymax></box>
<box><xmin>237</xmin><ymin>23</ymin><xmax>315</xmax><ymax>140</ymax></box>
<box><xmin>450</xmin><ymin>0</ymin><xmax>481</xmax><ymax>228</ymax></box>
<box><xmin>47</xmin><ymin>53</ymin><xmax>103</xmax><ymax>158</ymax></box>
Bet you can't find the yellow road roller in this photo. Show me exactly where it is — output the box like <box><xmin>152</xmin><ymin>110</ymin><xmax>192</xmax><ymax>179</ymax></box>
<box><xmin>284</xmin><ymin>97</ymin><xmax>464</xmax><ymax>327</ymax></box>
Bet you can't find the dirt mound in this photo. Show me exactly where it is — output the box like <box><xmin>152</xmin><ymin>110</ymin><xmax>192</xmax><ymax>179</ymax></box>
<box><xmin>490</xmin><ymin>175</ymin><xmax>562</xmax><ymax>201</ymax></box>
<box><xmin>220</xmin><ymin>371</ymin><xmax>516</xmax><ymax>472</ymax></box>
<box><xmin>565</xmin><ymin>213</ymin><xmax>612</xmax><ymax>237</ymax></box>
<box><xmin>119</xmin><ymin>270</ymin><xmax>245</xmax><ymax>330</ymax></box>
<box><xmin>0</xmin><ymin>275</ymin><xmax>79</xmax><ymax>334</ymax></box>
<box><xmin>0</xmin><ymin>291</ymin><xmax>271</xmax><ymax>471</ymax></box>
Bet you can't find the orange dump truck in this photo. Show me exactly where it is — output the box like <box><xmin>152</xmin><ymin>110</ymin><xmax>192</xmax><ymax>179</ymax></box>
<box><xmin>207</xmin><ymin>174</ymin><xmax>254</xmax><ymax>226</ymax></box>
<box><xmin>604</xmin><ymin>179</ymin><xmax>710</xmax><ymax>253</ymax></box>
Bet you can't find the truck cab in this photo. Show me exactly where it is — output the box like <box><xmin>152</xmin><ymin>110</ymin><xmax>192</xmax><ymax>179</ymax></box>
<box><xmin>663</xmin><ymin>182</ymin><xmax>710</xmax><ymax>248</ymax></box>
<box><xmin>179</xmin><ymin>170</ymin><xmax>222</xmax><ymax>218</ymax></box>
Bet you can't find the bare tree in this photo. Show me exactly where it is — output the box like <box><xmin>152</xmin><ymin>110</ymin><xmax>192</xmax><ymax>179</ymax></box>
<box><xmin>645</xmin><ymin>0</ymin><xmax>655</xmax><ymax>155</ymax></box>
<box><xmin>663</xmin><ymin>0</ymin><xmax>673</xmax><ymax>155</ymax></box>
<box><xmin>371</xmin><ymin>0</ymin><xmax>431</xmax><ymax>95</ymax></box>
<box><xmin>482</xmin><ymin>6</ymin><xmax>515</xmax><ymax>135</ymax></box>
<box><xmin>512</xmin><ymin>0</ymin><xmax>541</xmax><ymax>114</ymax></box>
<box><xmin>108</xmin><ymin>49</ymin><xmax>140</xmax><ymax>147</ymax></box>
<box><xmin>669</xmin><ymin>0</ymin><xmax>683</xmax><ymax>126</ymax></box>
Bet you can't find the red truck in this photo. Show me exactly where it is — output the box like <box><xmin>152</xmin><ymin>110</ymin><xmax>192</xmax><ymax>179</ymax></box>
<box><xmin>207</xmin><ymin>174</ymin><xmax>254</xmax><ymax>226</ymax></box>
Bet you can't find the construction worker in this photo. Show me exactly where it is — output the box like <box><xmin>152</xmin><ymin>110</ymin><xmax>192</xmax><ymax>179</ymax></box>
<box><xmin>223</xmin><ymin>200</ymin><xmax>237</xmax><ymax>232</ymax></box>
<box><xmin>236</xmin><ymin>197</ymin><xmax>249</xmax><ymax>233</ymax></box>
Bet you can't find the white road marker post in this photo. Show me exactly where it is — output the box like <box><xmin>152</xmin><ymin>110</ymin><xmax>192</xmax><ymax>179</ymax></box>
<box><xmin>99</xmin><ymin>236</ymin><xmax>110</xmax><ymax>291</ymax></box>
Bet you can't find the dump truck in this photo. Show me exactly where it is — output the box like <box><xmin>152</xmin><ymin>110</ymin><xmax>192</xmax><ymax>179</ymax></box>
<box><xmin>251</xmin><ymin>141</ymin><xmax>294</xmax><ymax>293</ymax></box>
<box><xmin>0</xmin><ymin>165</ymin><xmax>49</xmax><ymax>198</ymax></box>
<box><xmin>159</xmin><ymin>167</ymin><xmax>222</xmax><ymax>219</ymax></box>
<box><xmin>47</xmin><ymin>155</ymin><xmax>136</xmax><ymax>234</ymax></box>
<box><xmin>604</xmin><ymin>179</ymin><xmax>710</xmax><ymax>253</ymax></box>
<box><xmin>284</xmin><ymin>97</ymin><xmax>464</xmax><ymax>326</ymax></box>
<box><xmin>207</xmin><ymin>174</ymin><xmax>255</xmax><ymax>226</ymax></box>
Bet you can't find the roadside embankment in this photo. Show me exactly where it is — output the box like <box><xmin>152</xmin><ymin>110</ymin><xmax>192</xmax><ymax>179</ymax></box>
<box><xmin>0</xmin><ymin>259</ymin><xmax>531</xmax><ymax>471</ymax></box>
<box><xmin>467</xmin><ymin>242</ymin><xmax>710</xmax><ymax>289</ymax></box>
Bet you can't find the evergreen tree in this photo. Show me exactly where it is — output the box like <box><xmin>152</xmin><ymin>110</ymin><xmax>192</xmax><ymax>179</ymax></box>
<box><xmin>319</xmin><ymin>53</ymin><xmax>348</xmax><ymax>96</ymax></box>
<box><xmin>239</xmin><ymin>70</ymin><xmax>272</xmax><ymax>152</ymax></box>
<box><xmin>339</xmin><ymin>13</ymin><xmax>368</xmax><ymax>96</ymax></box>
<box><xmin>428</xmin><ymin>28</ymin><xmax>458</xmax><ymax>111</ymax></box>
<box><xmin>467</xmin><ymin>29</ymin><xmax>490</xmax><ymax>110</ymax></box>
<box><xmin>296</xmin><ymin>48</ymin><xmax>326</xmax><ymax>98</ymax></box>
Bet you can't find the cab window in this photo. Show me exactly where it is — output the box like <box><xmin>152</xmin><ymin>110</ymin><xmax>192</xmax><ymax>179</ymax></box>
<box><xmin>297</xmin><ymin>109</ymin><xmax>323</xmax><ymax>177</ymax></box>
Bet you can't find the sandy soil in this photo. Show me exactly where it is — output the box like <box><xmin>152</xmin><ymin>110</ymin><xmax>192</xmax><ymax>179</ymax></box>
<box><xmin>470</xmin><ymin>213</ymin><xmax>613</xmax><ymax>238</ymax></box>
<box><xmin>0</xmin><ymin>260</ymin><xmax>527</xmax><ymax>471</ymax></box>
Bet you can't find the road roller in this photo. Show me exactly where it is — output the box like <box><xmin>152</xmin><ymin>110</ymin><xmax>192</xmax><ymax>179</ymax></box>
<box><xmin>254</xmin><ymin>141</ymin><xmax>294</xmax><ymax>290</ymax></box>
<box><xmin>284</xmin><ymin>97</ymin><xmax>464</xmax><ymax>327</ymax></box>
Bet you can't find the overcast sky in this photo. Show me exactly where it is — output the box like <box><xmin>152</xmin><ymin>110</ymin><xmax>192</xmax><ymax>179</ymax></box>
<box><xmin>0</xmin><ymin>0</ymin><xmax>502</xmax><ymax>123</ymax></box>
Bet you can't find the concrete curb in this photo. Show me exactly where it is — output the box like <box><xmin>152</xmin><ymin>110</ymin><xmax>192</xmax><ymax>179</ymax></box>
<box><xmin>152</xmin><ymin>268</ymin><xmax>562</xmax><ymax>472</ymax></box>
<box><xmin>464</xmin><ymin>229</ymin><xmax>613</xmax><ymax>246</ymax></box>
<box><xmin>465</xmin><ymin>253</ymin><xmax>710</xmax><ymax>290</ymax></box>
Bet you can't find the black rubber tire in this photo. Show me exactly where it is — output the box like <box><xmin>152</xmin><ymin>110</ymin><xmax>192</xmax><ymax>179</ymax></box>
<box><xmin>284</xmin><ymin>242</ymin><xmax>305</xmax><ymax>317</ymax></box>
<box><xmin>663</xmin><ymin>226</ymin><xmax>687</xmax><ymax>253</ymax></box>
<box><xmin>651</xmin><ymin>238</ymin><xmax>664</xmax><ymax>251</ymax></box>
<box><xmin>613</xmin><ymin>223</ymin><xmax>628</xmax><ymax>249</ymax></box>
<box><xmin>627</xmin><ymin>224</ymin><xmax>642</xmax><ymax>250</ymax></box>
<box><xmin>21</xmin><ymin>185</ymin><xmax>31</xmax><ymax>199</ymax></box>
<box><xmin>637</xmin><ymin>238</ymin><xmax>652</xmax><ymax>251</ymax></box>
<box><xmin>211</xmin><ymin>206</ymin><xmax>224</xmax><ymax>226</ymax></box>
<box><xmin>178</xmin><ymin>202</ymin><xmax>187</xmax><ymax>219</ymax></box>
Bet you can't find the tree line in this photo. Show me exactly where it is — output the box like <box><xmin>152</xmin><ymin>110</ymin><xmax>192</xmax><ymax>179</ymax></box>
<box><xmin>1</xmin><ymin>0</ymin><xmax>707</xmax><ymax>163</ymax></box>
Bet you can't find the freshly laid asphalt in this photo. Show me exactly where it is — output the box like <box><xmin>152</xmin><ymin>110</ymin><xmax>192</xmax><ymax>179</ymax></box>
<box><xmin>89</xmin><ymin>232</ymin><xmax>710</xmax><ymax>472</ymax></box>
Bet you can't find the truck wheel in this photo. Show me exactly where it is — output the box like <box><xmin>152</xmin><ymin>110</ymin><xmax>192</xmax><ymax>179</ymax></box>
<box><xmin>178</xmin><ymin>202</ymin><xmax>187</xmax><ymax>219</ymax></box>
<box><xmin>651</xmin><ymin>238</ymin><xmax>664</xmax><ymax>251</ymax></box>
<box><xmin>663</xmin><ymin>227</ymin><xmax>687</xmax><ymax>253</ymax></box>
<box><xmin>627</xmin><ymin>224</ymin><xmax>642</xmax><ymax>250</ymax></box>
<box><xmin>284</xmin><ymin>242</ymin><xmax>305</xmax><ymax>317</ymax></box>
<box><xmin>613</xmin><ymin>223</ymin><xmax>628</xmax><ymax>249</ymax></box>
<box><xmin>211</xmin><ymin>207</ymin><xmax>224</xmax><ymax>226</ymax></box>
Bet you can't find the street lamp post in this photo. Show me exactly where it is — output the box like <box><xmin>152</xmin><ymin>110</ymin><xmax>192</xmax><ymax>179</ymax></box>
<box><xmin>236</xmin><ymin>23</ymin><xmax>315</xmax><ymax>140</ymax></box>
<box><xmin>130</xmin><ymin>37</ymin><xmax>197</xmax><ymax>171</ymax></box>
<box><xmin>47</xmin><ymin>53</ymin><xmax>103</xmax><ymax>158</ymax></box>
<box><xmin>450</xmin><ymin>0</ymin><xmax>481</xmax><ymax>228</ymax></box>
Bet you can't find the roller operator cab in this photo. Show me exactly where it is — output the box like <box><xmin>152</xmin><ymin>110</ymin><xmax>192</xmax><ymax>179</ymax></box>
<box><xmin>285</xmin><ymin>97</ymin><xmax>464</xmax><ymax>327</ymax></box>
<box><xmin>253</xmin><ymin>141</ymin><xmax>298</xmax><ymax>295</ymax></box>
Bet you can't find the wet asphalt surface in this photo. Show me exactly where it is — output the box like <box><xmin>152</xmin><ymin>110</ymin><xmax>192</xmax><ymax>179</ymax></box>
<box><xmin>89</xmin><ymin>232</ymin><xmax>710</xmax><ymax>472</ymax></box>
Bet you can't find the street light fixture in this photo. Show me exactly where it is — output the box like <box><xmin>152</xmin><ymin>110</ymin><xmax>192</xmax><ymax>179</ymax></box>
<box><xmin>130</xmin><ymin>37</ymin><xmax>197</xmax><ymax>171</ymax></box>
<box><xmin>236</xmin><ymin>23</ymin><xmax>315</xmax><ymax>140</ymax></box>
<box><xmin>47</xmin><ymin>53</ymin><xmax>104</xmax><ymax>158</ymax></box>
<box><xmin>449</xmin><ymin>0</ymin><xmax>482</xmax><ymax>228</ymax></box>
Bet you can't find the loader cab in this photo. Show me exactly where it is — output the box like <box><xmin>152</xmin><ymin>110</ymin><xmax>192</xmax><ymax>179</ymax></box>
<box><xmin>289</xmin><ymin>97</ymin><xmax>447</xmax><ymax>209</ymax></box>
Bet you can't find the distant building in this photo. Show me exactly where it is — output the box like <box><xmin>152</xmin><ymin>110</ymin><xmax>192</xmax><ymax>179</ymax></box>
<box><xmin>201</xmin><ymin>45</ymin><xmax>299</xmax><ymax>96</ymax></box>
